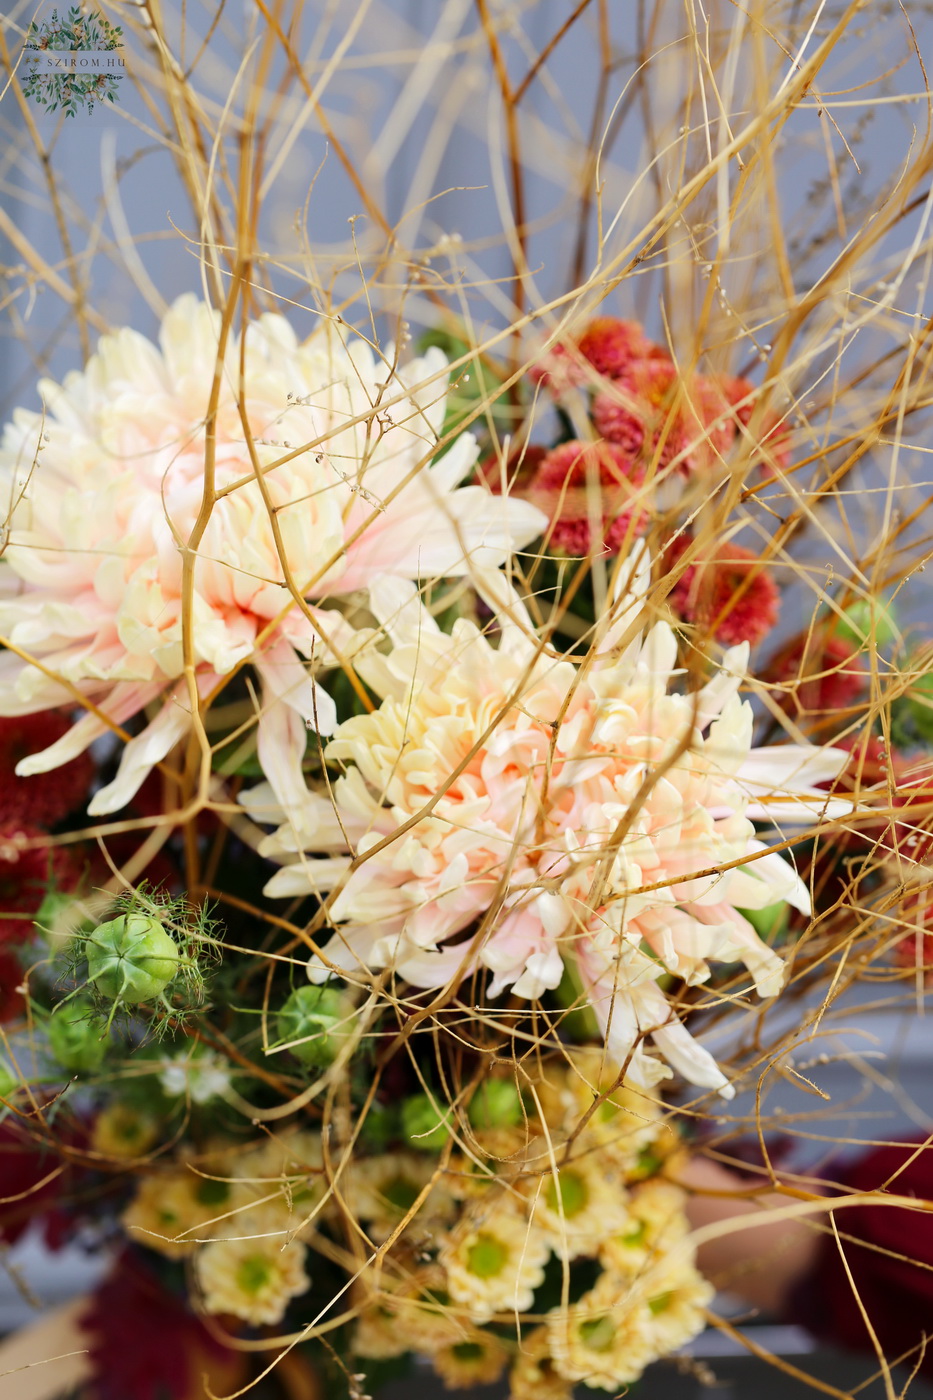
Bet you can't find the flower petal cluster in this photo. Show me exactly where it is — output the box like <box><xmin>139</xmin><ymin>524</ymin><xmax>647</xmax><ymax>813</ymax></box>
<box><xmin>195</xmin><ymin>1228</ymin><xmax>310</xmax><ymax>1325</ymax></box>
<box><xmin>249</xmin><ymin>557</ymin><xmax>850</xmax><ymax>1096</ymax></box>
<box><xmin>0</xmin><ymin>297</ymin><xmax>544</xmax><ymax>819</ymax></box>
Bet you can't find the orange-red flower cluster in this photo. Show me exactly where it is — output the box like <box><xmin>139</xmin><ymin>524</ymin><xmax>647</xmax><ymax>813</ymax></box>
<box><xmin>533</xmin><ymin>315</ymin><xmax>790</xmax><ymax>478</ymax></box>
<box><xmin>665</xmin><ymin>536</ymin><xmax>780</xmax><ymax>648</ymax></box>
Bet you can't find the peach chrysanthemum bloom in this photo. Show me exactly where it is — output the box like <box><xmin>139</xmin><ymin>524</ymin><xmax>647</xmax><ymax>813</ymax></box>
<box><xmin>195</xmin><ymin>1226</ymin><xmax>310</xmax><ymax>1325</ymax></box>
<box><xmin>0</xmin><ymin>297</ymin><xmax>544</xmax><ymax>822</ymax></box>
<box><xmin>249</xmin><ymin>552</ymin><xmax>851</xmax><ymax>1097</ymax></box>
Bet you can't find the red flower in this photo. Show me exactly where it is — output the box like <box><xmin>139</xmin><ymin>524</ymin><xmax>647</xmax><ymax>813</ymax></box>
<box><xmin>576</xmin><ymin>317</ymin><xmax>651</xmax><ymax>378</ymax></box>
<box><xmin>765</xmin><ymin>630</ymin><xmax>865</xmax><ymax>716</ymax></box>
<box><xmin>528</xmin><ymin>439</ymin><xmax>645</xmax><ymax>555</ymax></box>
<box><xmin>0</xmin><ymin>1125</ymin><xmax>76</xmax><ymax>1246</ymax></box>
<box><xmin>0</xmin><ymin>950</ymin><xmax>26</xmax><ymax>1023</ymax></box>
<box><xmin>723</xmin><ymin>375</ymin><xmax>792</xmax><ymax>473</ymax></box>
<box><xmin>530</xmin><ymin>317</ymin><xmax>651</xmax><ymax>394</ymax></box>
<box><xmin>0</xmin><ymin>825</ymin><xmax>82</xmax><ymax>945</ymax></box>
<box><xmin>476</xmin><ymin>443</ymin><xmax>548</xmax><ymax>494</ymax></box>
<box><xmin>593</xmin><ymin>359</ymin><xmax>736</xmax><ymax>474</ymax></box>
<box><xmin>80</xmin><ymin>1250</ymin><xmax>239</xmax><ymax>1400</ymax></box>
<box><xmin>666</xmin><ymin>536</ymin><xmax>780</xmax><ymax>646</ymax></box>
<box><xmin>0</xmin><ymin>713</ymin><xmax>93</xmax><ymax>827</ymax></box>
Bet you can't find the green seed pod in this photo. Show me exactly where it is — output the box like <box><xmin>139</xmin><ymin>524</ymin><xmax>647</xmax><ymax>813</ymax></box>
<box><xmin>468</xmin><ymin>1080</ymin><xmax>523</xmax><ymax>1131</ymax></box>
<box><xmin>86</xmin><ymin>913</ymin><xmax>180</xmax><ymax>1004</ymax></box>
<box><xmin>907</xmin><ymin>669</ymin><xmax>933</xmax><ymax>744</ymax></box>
<box><xmin>402</xmin><ymin>1093</ymin><xmax>450</xmax><ymax>1152</ymax></box>
<box><xmin>48</xmin><ymin>997</ymin><xmax>107</xmax><ymax>1073</ymax></box>
<box><xmin>0</xmin><ymin>1059</ymin><xmax>18</xmax><ymax>1100</ymax></box>
<box><xmin>276</xmin><ymin>985</ymin><xmax>349</xmax><ymax>1068</ymax></box>
<box><xmin>835</xmin><ymin>597</ymin><xmax>898</xmax><ymax>649</ymax></box>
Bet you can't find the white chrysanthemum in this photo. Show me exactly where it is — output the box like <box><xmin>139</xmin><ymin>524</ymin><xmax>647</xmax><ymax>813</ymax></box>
<box><xmin>547</xmin><ymin>1271</ymin><xmax>657</xmax><ymax>1390</ymax></box>
<box><xmin>196</xmin><ymin>1226</ymin><xmax>311</xmax><ymax>1325</ymax></box>
<box><xmin>249</xmin><ymin>554</ymin><xmax>851</xmax><ymax>1096</ymax></box>
<box><xmin>159</xmin><ymin>1048</ymin><xmax>231</xmax><ymax>1104</ymax></box>
<box><xmin>440</xmin><ymin>1201</ymin><xmax>550</xmax><ymax>1323</ymax></box>
<box><xmin>0</xmin><ymin>296</ymin><xmax>544</xmax><ymax>821</ymax></box>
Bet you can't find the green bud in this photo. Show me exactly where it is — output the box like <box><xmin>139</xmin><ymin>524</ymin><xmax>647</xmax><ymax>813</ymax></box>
<box><xmin>0</xmin><ymin>1059</ymin><xmax>18</xmax><ymax>1100</ymax></box>
<box><xmin>359</xmin><ymin>1099</ymin><xmax>400</xmax><ymax>1149</ymax></box>
<box><xmin>468</xmin><ymin>1080</ymin><xmax>523</xmax><ymax>1131</ymax></box>
<box><xmin>835</xmin><ymin>596</ymin><xmax>898</xmax><ymax>649</ymax></box>
<box><xmin>276</xmin><ymin>985</ymin><xmax>349</xmax><ymax>1068</ymax></box>
<box><xmin>737</xmin><ymin>902</ymin><xmax>789</xmax><ymax>942</ymax></box>
<box><xmin>906</xmin><ymin>669</ymin><xmax>933</xmax><ymax>744</ymax></box>
<box><xmin>86</xmin><ymin>913</ymin><xmax>180</xmax><ymax>1004</ymax></box>
<box><xmin>48</xmin><ymin>997</ymin><xmax>108</xmax><ymax>1073</ymax></box>
<box><xmin>401</xmin><ymin>1093</ymin><xmax>450</xmax><ymax>1152</ymax></box>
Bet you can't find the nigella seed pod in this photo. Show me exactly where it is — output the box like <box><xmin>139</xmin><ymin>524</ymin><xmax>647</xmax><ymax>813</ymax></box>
<box><xmin>276</xmin><ymin>985</ymin><xmax>349</xmax><ymax>1068</ymax></box>
<box><xmin>402</xmin><ymin>1093</ymin><xmax>451</xmax><ymax>1152</ymax></box>
<box><xmin>86</xmin><ymin>913</ymin><xmax>180</xmax><ymax>1004</ymax></box>
<box><xmin>468</xmin><ymin>1080</ymin><xmax>524</xmax><ymax>1130</ymax></box>
<box><xmin>48</xmin><ymin>996</ymin><xmax>108</xmax><ymax>1072</ymax></box>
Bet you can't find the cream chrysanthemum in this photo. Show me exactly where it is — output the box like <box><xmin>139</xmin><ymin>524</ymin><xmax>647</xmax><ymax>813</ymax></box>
<box><xmin>637</xmin><ymin>1256</ymin><xmax>714</xmax><ymax>1357</ymax></box>
<box><xmin>90</xmin><ymin>1104</ymin><xmax>159</xmax><ymax>1160</ymax></box>
<box><xmin>547</xmin><ymin>1271</ymin><xmax>656</xmax><ymax>1390</ymax></box>
<box><xmin>530</xmin><ymin>1155</ymin><xmax>630</xmax><ymax>1259</ymax></box>
<box><xmin>253</xmin><ymin>555</ymin><xmax>851</xmax><ymax>1096</ymax></box>
<box><xmin>508</xmin><ymin>1327</ymin><xmax>574</xmax><ymax>1400</ymax></box>
<box><xmin>218</xmin><ymin>1131</ymin><xmax>328</xmax><ymax>1241</ymax></box>
<box><xmin>0</xmin><ymin>297</ymin><xmax>544</xmax><ymax>822</ymax></box>
<box><xmin>447</xmin><ymin>1125</ymin><xmax>539</xmax><ymax>1200</ymax></box>
<box><xmin>432</xmin><ymin>1331</ymin><xmax>510</xmax><ymax>1389</ymax></box>
<box><xmin>343</xmin><ymin>1152</ymin><xmax>455</xmax><ymax>1243</ymax></box>
<box><xmin>353</xmin><ymin>1265</ymin><xmax>463</xmax><ymax>1357</ymax></box>
<box><xmin>122</xmin><ymin>1171</ymin><xmax>229</xmax><ymax>1257</ymax></box>
<box><xmin>532</xmin><ymin>1049</ymin><xmax>665</xmax><ymax>1171</ymax></box>
<box><xmin>600</xmin><ymin>1179</ymin><xmax>690</xmax><ymax>1278</ymax></box>
<box><xmin>440</xmin><ymin>1201</ymin><xmax>550</xmax><ymax>1323</ymax></box>
<box><xmin>196</xmin><ymin>1226</ymin><xmax>310</xmax><ymax>1325</ymax></box>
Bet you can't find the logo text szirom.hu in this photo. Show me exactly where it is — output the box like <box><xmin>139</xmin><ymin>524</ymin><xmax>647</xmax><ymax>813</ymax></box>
<box><xmin>23</xmin><ymin>6</ymin><xmax>124</xmax><ymax>116</ymax></box>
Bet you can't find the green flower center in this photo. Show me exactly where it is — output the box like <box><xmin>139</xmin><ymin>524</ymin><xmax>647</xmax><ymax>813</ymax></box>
<box><xmin>648</xmin><ymin>1291</ymin><xmax>673</xmax><ymax>1315</ymax></box>
<box><xmin>237</xmin><ymin>1254</ymin><xmax>273</xmax><ymax>1295</ymax></box>
<box><xmin>466</xmin><ymin>1233</ymin><xmax>509</xmax><ymax>1279</ymax></box>
<box><xmin>196</xmin><ymin>1178</ymin><xmax>231</xmax><ymax>1207</ymax></box>
<box><xmin>620</xmin><ymin>1219</ymin><xmax>647</xmax><ymax>1248</ymax></box>
<box><xmin>635</xmin><ymin>1147</ymin><xmax>662</xmax><ymax>1178</ymax></box>
<box><xmin>544</xmin><ymin>1169</ymin><xmax>589</xmax><ymax>1218</ymax></box>
<box><xmin>383</xmin><ymin>1176</ymin><xmax>420</xmax><ymax>1214</ymax></box>
<box><xmin>579</xmin><ymin>1316</ymin><xmax>616</xmax><ymax>1352</ymax></box>
<box><xmin>451</xmin><ymin>1341</ymin><xmax>485</xmax><ymax>1362</ymax></box>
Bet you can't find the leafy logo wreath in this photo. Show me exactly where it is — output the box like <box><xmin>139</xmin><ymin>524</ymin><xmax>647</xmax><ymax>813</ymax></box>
<box><xmin>23</xmin><ymin>6</ymin><xmax>124</xmax><ymax>116</ymax></box>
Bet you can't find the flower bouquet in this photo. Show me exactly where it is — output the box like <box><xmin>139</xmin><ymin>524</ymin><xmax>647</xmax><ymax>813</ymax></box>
<box><xmin>1</xmin><ymin>2</ymin><xmax>933</xmax><ymax>1397</ymax></box>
